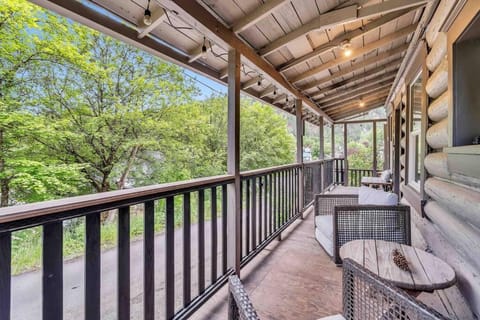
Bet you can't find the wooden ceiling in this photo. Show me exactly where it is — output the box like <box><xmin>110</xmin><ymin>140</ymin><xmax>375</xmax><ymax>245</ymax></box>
<box><xmin>32</xmin><ymin>0</ymin><xmax>428</xmax><ymax>124</ymax></box>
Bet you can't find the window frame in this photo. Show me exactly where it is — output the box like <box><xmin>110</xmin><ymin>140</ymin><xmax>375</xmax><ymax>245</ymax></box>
<box><xmin>407</xmin><ymin>70</ymin><xmax>423</xmax><ymax>191</ymax></box>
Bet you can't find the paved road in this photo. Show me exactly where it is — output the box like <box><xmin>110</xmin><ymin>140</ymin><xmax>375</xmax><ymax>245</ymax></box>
<box><xmin>11</xmin><ymin>218</ymin><xmax>224</xmax><ymax>320</ymax></box>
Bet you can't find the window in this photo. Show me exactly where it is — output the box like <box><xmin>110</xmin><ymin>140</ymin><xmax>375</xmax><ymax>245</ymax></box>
<box><xmin>408</xmin><ymin>71</ymin><xmax>422</xmax><ymax>189</ymax></box>
<box><xmin>452</xmin><ymin>12</ymin><xmax>480</xmax><ymax>146</ymax></box>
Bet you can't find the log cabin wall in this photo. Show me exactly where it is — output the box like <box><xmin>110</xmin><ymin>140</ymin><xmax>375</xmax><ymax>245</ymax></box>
<box><xmin>388</xmin><ymin>0</ymin><xmax>480</xmax><ymax>315</ymax></box>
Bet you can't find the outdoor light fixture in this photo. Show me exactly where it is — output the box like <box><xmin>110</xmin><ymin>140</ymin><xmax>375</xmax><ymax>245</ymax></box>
<box><xmin>359</xmin><ymin>100</ymin><xmax>365</xmax><ymax>107</ymax></box>
<box><xmin>201</xmin><ymin>37</ymin><xmax>208</xmax><ymax>59</ymax></box>
<box><xmin>286</xmin><ymin>96</ymin><xmax>289</xmax><ymax>102</ymax></box>
<box><xmin>257</xmin><ymin>76</ymin><xmax>262</xmax><ymax>86</ymax></box>
<box><xmin>143</xmin><ymin>0</ymin><xmax>152</xmax><ymax>26</ymax></box>
<box><xmin>340</xmin><ymin>39</ymin><xmax>352</xmax><ymax>57</ymax></box>
<box><xmin>273</xmin><ymin>87</ymin><xmax>277</xmax><ymax>95</ymax></box>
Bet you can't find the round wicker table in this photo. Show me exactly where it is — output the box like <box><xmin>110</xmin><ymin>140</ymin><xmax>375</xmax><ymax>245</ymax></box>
<box><xmin>340</xmin><ymin>240</ymin><xmax>456</xmax><ymax>292</ymax></box>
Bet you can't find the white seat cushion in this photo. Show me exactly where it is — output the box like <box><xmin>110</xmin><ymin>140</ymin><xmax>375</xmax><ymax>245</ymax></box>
<box><xmin>358</xmin><ymin>186</ymin><xmax>397</xmax><ymax>205</ymax></box>
<box><xmin>315</xmin><ymin>215</ymin><xmax>333</xmax><ymax>257</ymax></box>
<box><xmin>317</xmin><ymin>315</ymin><xmax>346</xmax><ymax>320</ymax></box>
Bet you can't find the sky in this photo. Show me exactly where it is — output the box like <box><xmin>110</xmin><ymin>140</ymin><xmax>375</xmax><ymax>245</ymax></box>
<box><xmin>183</xmin><ymin>69</ymin><xmax>227</xmax><ymax>99</ymax></box>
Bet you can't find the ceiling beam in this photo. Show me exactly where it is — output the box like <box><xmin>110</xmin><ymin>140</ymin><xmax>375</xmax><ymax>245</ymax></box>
<box><xmin>137</xmin><ymin>7</ymin><xmax>167</xmax><ymax>39</ymax></box>
<box><xmin>319</xmin><ymin>83</ymin><xmax>393</xmax><ymax>110</ymax></box>
<box><xmin>290</xmin><ymin>23</ymin><xmax>417</xmax><ymax>83</ymax></box>
<box><xmin>328</xmin><ymin>95</ymin><xmax>388</xmax><ymax>115</ymax></box>
<box><xmin>277</xmin><ymin>9</ymin><xmax>412</xmax><ymax>73</ymax></box>
<box><xmin>188</xmin><ymin>45</ymin><xmax>205</xmax><ymax>63</ymax></box>
<box><xmin>242</xmin><ymin>76</ymin><xmax>262</xmax><ymax>90</ymax></box>
<box><xmin>332</xmin><ymin>102</ymin><xmax>385</xmax><ymax>120</ymax></box>
<box><xmin>259</xmin><ymin>0</ymin><xmax>427</xmax><ymax>56</ymax></box>
<box><xmin>322</xmin><ymin>87</ymin><xmax>392</xmax><ymax>110</ymax></box>
<box><xmin>317</xmin><ymin>72</ymin><xmax>397</xmax><ymax>104</ymax></box>
<box><xmin>299</xmin><ymin>44</ymin><xmax>407</xmax><ymax>91</ymax></box>
<box><xmin>232</xmin><ymin>0</ymin><xmax>289</xmax><ymax>33</ymax></box>
<box><xmin>272</xmin><ymin>94</ymin><xmax>288</xmax><ymax>104</ymax></box>
<box><xmin>170</xmin><ymin>0</ymin><xmax>332</xmax><ymax>121</ymax></box>
<box><xmin>259</xmin><ymin>85</ymin><xmax>276</xmax><ymax>98</ymax></box>
<box><xmin>310</xmin><ymin>59</ymin><xmax>401</xmax><ymax>99</ymax></box>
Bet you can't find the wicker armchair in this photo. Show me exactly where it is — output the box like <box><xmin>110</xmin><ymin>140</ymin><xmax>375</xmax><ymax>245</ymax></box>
<box><xmin>228</xmin><ymin>275</ymin><xmax>260</xmax><ymax>320</ymax></box>
<box><xmin>314</xmin><ymin>194</ymin><xmax>411</xmax><ymax>265</ymax></box>
<box><xmin>342</xmin><ymin>258</ymin><xmax>449</xmax><ymax>319</ymax></box>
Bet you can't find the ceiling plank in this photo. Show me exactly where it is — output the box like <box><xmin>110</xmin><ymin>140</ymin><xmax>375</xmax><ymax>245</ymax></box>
<box><xmin>278</xmin><ymin>9</ymin><xmax>413</xmax><ymax>73</ymax></box>
<box><xmin>322</xmin><ymin>86</ymin><xmax>392</xmax><ymax>110</ymax></box>
<box><xmin>260</xmin><ymin>85</ymin><xmax>276</xmax><ymax>98</ymax></box>
<box><xmin>272</xmin><ymin>94</ymin><xmax>288</xmax><ymax>104</ymax></box>
<box><xmin>310</xmin><ymin>59</ymin><xmax>401</xmax><ymax>100</ymax></box>
<box><xmin>333</xmin><ymin>102</ymin><xmax>386</xmax><ymax>120</ymax></box>
<box><xmin>320</xmin><ymin>81</ymin><xmax>394</xmax><ymax>109</ymax></box>
<box><xmin>259</xmin><ymin>0</ymin><xmax>427</xmax><ymax>56</ymax></box>
<box><xmin>328</xmin><ymin>95</ymin><xmax>388</xmax><ymax>115</ymax></box>
<box><xmin>317</xmin><ymin>72</ymin><xmax>397</xmax><ymax>104</ymax></box>
<box><xmin>137</xmin><ymin>8</ymin><xmax>167</xmax><ymax>39</ymax></box>
<box><xmin>290</xmin><ymin>24</ymin><xmax>417</xmax><ymax>83</ymax></box>
<box><xmin>232</xmin><ymin>0</ymin><xmax>290</xmax><ymax>33</ymax></box>
<box><xmin>170</xmin><ymin>0</ymin><xmax>332</xmax><ymax>121</ymax></box>
<box><xmin>299</xmin><ymin>44</ymin><xmax>408</xmax><ymax>91</ymax></box>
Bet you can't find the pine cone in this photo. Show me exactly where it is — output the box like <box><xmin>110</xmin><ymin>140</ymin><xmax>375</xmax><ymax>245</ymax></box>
<box><xmin>392</xmin><ymin>249</ymin><xmax>410</xmax><ymax>272</ymax></box>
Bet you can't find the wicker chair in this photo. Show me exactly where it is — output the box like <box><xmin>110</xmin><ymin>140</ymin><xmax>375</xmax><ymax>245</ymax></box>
<box><xmin>314</xmin><ymin>194</ymin><xmax>411</xmax><ymax>265</ymax></box>
<box><xmin>228</xmin><ymin>275</ymin><xmax>260</xmax><ymax>320</ymax></box>
<box><xmin>341</xmin><ymin>258</ymin><xmax>449</xmax><ymax>319</ymax></box>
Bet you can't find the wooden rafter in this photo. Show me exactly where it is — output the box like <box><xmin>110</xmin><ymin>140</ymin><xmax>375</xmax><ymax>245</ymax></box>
<box><xmin>333</xmin><ymin>102</ymin><xmax>386</xmax><ymax>120</ymax></box>
<box><xmin>310</xmin><ymin>59</ymin><xmax>402</xmax><ymax>100</ymax></box>
<box><xmin>277</xmin><ymin>9</ymin><xmax>413</xmax><ymax>73</ymax></box>
<box><xmin>299</xmin><ymin>44</ymin><xmax>408</xmax><ymax>92</ymax></box>
<box><xmin>259</xmin><ymin>85</ymin><xmax>276</xmax><ymax>98</ymax></box>
<box><xmin>328</xmin><ymin>95</ymin><xmax>388</xmax><ymax>115</ymax></box>
<box><xmin>290</xmin><ymin>24</ymin><xmax>417</xmax><ymax>83</ymax></box>
<box><xmin>259</xmin><ymin>0</ymin><xmax>427</xmax><ymax>56</ymax></box>
<box><xmin>317</xmin><ymin>72</ymin><xmax>397</xmax><ymax>104</ymax></box>
<box><xmin>321</xmin><ymin>86</ymin><xmax>392</xmax><ymax>110</ymax></box>
<box><xmin>241</xmin><ymin>76</ymin><xmax>262</xmax><ymax>90</ymax></box>
<box><xmin>232</xmin><ymin>0</ymin><xmax>289</xmax><ymax>33</ymax></box>
<box><xmin>320</xmin><ymin>82</ymin><xmax>394</xmax><ymax>109</ymax></box>
<box><xmin>170</xmin><ymin>0</ymin><xmax>332</xmax><ymax>121</ymax></box>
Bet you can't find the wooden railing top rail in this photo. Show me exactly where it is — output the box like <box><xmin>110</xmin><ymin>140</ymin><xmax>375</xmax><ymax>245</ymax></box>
<box><xmin>0</xmin><ymin>174</ymin><xmax>234</xmax><ymax>225</ymax></box>
<box><xmin>240</xmin><ymin>163</ymin><xmax>301</xmax><ymax>177</ymax></box>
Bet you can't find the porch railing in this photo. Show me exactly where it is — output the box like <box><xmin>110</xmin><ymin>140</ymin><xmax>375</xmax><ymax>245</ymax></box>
<box><xmin>0</xmin><ymin>161</ymin><xmax>337</xmax><ymax>320</ymax></box>
<box><xmin>333</xmin><ymin>158</ymin><xmax>346</xmax><ymax>185</ymax></box>
<box><xmin>347</xmin><ymin>169</ymin><xmax>375</xmax><ymax>187</ymax></box>
<box><xmin>303</xmin><ymin>158</ymin><xmax>336</xmax><ymax>206</ymax></box>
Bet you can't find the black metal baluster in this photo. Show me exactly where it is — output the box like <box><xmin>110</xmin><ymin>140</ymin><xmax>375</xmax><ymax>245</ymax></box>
<box><xmin>269</xmin><ymin>174</ymin><xmax>273</xmax><ymax>236</ymax></box>
<box><xmin>263</xmin><ymin>175</ymin><xmax>268</xmax><ymax>240</ymax></box>
<box><xmin>144</xmin><ymin>201</ymin><xmax>155</xmax><ymax>320</ymax></box>
<box><xmin>182</xmin><ymin>194</ymin><xmax>191</xmax><ymax>307</ymax></box>
<box><xmin>282</xmin><ymin>170</ymin><xmax>286</xmax><ymax>225</ymax></box>
<box><xmin>258</xmin><ymin>176</ymin><xmax>263</xmax><ymax>242</ymax></box>
<box><xmin>165</xmin><ymin>196</ymin><xmax>175</xmax><ymax>319</ymax></box>
<box><xmin>251</xmin><ymin>177</ymin><xmax>257</xmax><ymax>249</ymax></box>
<box><xmin>222</xmin><ymin>184</ymin><xmax>228</xmax><ymax>273</ymax></box>
<box><xmin>43</xmin><ymin>221</ymin><xmax>63</xmax><ymax>320</ymax></box>
<box><xmin>272</xmin><ymin>172</ymin><xmax>277</xmax><ymax>233</ymax></box>
<box><xmin>198</xmin><ymin>190</ymin><xmax>205</xmax><ymax>293</ymax></box>
<box><xmin>240</xmin><ymin>180</ymin><xmax>244</xmax><ymax>258</ymax></box>
<box><xmin>211</xmin><ymin>187</ymin><xmax>217</xmax><ymax>282</ymax></box>
<box><xmin>245</xmin><ymin>179</ymin><xmax>250</xmax><ymax>255</ymax></box>
<box><xmin>0</xmin><ymin>232</ymin><xmax>11</xmax><ymax>320</ymax></box>
<box><xmin>85</xmin><ymin>213</ymin><xmax>101</xmax><ymax>320</ymax></box>
<box><xmin>118</xmin><ymin>207</ymin><xmax>130</xmax><ymax>320</ymax></box>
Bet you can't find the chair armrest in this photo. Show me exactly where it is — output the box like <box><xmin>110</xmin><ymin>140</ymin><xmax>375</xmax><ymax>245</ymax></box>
<box><xmin>333</xmin><ymin>205</ymin><xmax>411</xmax><ymax>265</ymax></box>
<box><xmin>228</xmin><ymin>275</ymin><xmax>260</xmax><ymax>320</ymax></box>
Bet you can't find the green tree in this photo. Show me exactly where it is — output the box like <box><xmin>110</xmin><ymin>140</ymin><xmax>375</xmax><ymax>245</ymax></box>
<box><xmin>0</xmin><ymin>0</ymin><xmax>87</xmax><ymax>206</ymax></box>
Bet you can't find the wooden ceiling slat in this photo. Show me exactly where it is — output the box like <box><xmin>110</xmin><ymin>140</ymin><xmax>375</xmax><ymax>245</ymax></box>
<box><xmin>321</xmin><ymin>85</ymin><xmax>393</xmax><ymax>110</ymax></box>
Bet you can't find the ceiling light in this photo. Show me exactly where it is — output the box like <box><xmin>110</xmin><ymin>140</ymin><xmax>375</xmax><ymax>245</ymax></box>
<box><xmin>257</xmin><ymin>76</ymin><xmax>262</xmax><ymax>86</ymax></box>
<box><xmin>201</xmin><ymin>37</ymin><xmax>208</xmax><ymax>59</ymax></box>
<box><xmin>143</xmin><ymin>0</ymin><xmax>152</xmax><ymax>26</ymax></box>
<box><xmin>359</xmin><ymin>100</ymin><xmax>365</xmax><ymax>107</ymax></box>
<box><xmin>273</xmin><ymin>87</ymin><xmax>277</xmax><ymax>95</ymax></box>
<box><xmin>340</xmin><ymin>40</ymin><xmax>352</xmax><ymax>57</ymax></box>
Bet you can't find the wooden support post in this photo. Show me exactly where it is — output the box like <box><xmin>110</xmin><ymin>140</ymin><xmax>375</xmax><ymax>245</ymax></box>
<box><xmin>373</xmin><ymin>121</ymin><xmax>378</xmax><ymax>174</ymax></box>
<box><xmin>344</xmin><ymin>123</ymin><xmax>348</xmax><ymax>186</ymax></box>
<box><xmin>296</xmin><ymin>99</ymin><xmax>304</xmax><ymax>219</ymax></box>
<box><xmin>319</xmin><ymin>117</ymin><xmax>325</xmax><ymax>160</ymax></box>
<box><xmin>331</xmin><ymin>125</ymin><xmax>335</xmax><ymax>158</ymax></box>
<box><xmin>227</xmin><ymin>49</ymin><xmax>241</xmax><ymax>276</ymax></box>
<box><xmin>319</xmin><ymin>117</ymin><xmax>325</xmax><ymax>192</ymax></box>
<box><xmin>384</xmin><ymin>123</ymin><xmax>389</xmax><ymax>170</ymax></box>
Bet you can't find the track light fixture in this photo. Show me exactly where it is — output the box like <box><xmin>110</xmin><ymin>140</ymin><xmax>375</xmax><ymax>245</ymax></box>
<box><xmin>143</xmin><ymin>0</ymin><xmax>152</xmax><ymax>26</ymax></box>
